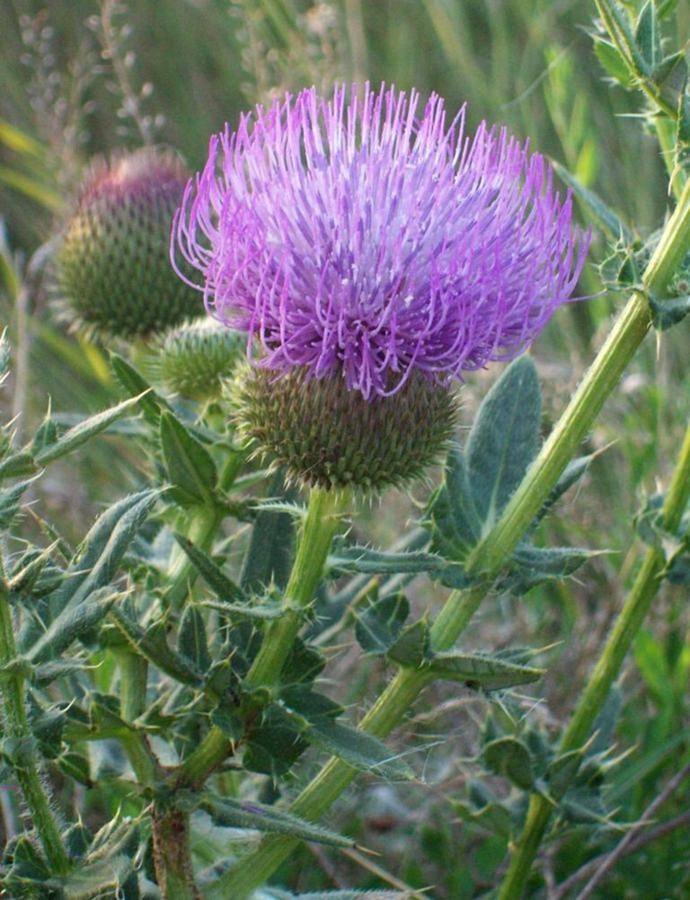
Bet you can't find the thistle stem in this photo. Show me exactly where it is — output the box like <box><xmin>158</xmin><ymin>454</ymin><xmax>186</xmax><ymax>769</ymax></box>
<box><xmin>205</xmin><ymin>179</ymin><xmax>690</xmax><ymax>899</ymax></box>
<box><xmin>178</xmin><ymin>487</ymin><xmax>347</xmax><ymax>788</ymax></box>
<box><xmin>245</xmin><ymin>486</ymin><xmax>348</xmax><ymax>689</ymax></box>
<box><xmin>497</xmin><ymin>416</ymin><xmax>690</xmax><ymax>900</ymax></box>
<box><xmin>152</xmin><ymin>806</ymin><xmax>201</xmax><ymax>899</ymax></box>
<box><xmin>0</xmin><ymin>583</ymin><xmax>70</xmax><ymax>875</ymax></box>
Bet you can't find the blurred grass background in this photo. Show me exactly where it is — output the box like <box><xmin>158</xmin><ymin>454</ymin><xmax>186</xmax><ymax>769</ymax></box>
<box><xmin>1</xmin><ymin>1</ymin><xmax>690</xmax><ymax>896</ymax></box>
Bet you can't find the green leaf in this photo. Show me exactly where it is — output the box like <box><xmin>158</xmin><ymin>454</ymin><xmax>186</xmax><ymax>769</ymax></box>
<box><xmin>387</xmin><ymin>620</ymin><xmax>431</xmax><ymax>667</ymax></box>
<box><xmin>33</xmin><ymin>393</ymin><xmax>147</xmax><ymax>466</ymax></box>
<box><xmin>501</xmin><ymin>544</ymin><xmax>596</xmax><ymax>594</ymax></box>
<box><xmin>354</xmin><ymin>591</ymin><xmax>410</xmax><ymax>654</ymax></box>
<box><xmin>0</xmin><ymin>451</ymin><xmax>37</xmax><ymax>481</ymax></box>
<box><xmin>483</xmin><ymin>737</ymin><xmax>535</xmax><ymax>790</ymax></box>
<box><xmin>426</xmin><ymin>651</ymin><xmax>543</xmax><ymax>690</ymax></box>
<box><xmin>426</xmin><ymin>445</ymin><xmax>482</xmax><ymax>560</ymax></box>
<box><xmin>241</xmin><ymin>468</ymin><xmax>297</xmax><ymax>593</ymax></box>
<box><xmin>635</xmin><ymin>0</ymin><xmax>661</xmax><ymax>71</ymax></box>
<box><xmin>453</xmin><ymin>780</ymin><xmax>516</xmax><ymax>837</ymax></box>
<box><xmin>174</xmin><ymin>534</ymin><xmax>247</xmax><ymax>604</ymax></box>
<box><xmin>551</xmin><ymin>159</ymin><xmax>633</xmax><ymax>243</ymax></box>
<box><xmin>38</xmin><ymin>489</ymin><xmax>161</xmax><ymax>619</ymax></box>
<box><xmin>648</xmin><ymin>293</ymin><xmax>690</xmax><ymax>331</ymax></box>
<box><xmin>280</xmin><ymin>686</ymin><xmax>342</xmax><ymax>722</ymax></box>
<box><xmin>199</xmin><ymin>599</ymin><xmax>285</xmax><ymax>620</ymax></box>
<box><xmin>329</xmin><ymin>544</ymin><xmax>444</xmax><ymax>576</ymax></box>
<box><xmin>110</xmin><ymin>608</ymin><xmax>204</xmax><ymax>687</ymax></box>
<box><xmin>593</xmin><ymin>37</ymin><xmax>635</xmax><ymax>86</ymax></box>
<box><xmin>243</xmin><ymin>704</ymin><xmax>308</xmax><ymax>777</ymax></box>
<box><xmin>596</xmin><ymin>0</ymin><xmax>649</xmax><ymax>77</ymax></box>
<box><xmin>178</xmin><ymin>606</ymin><xmax>211</xmax><ymax>672</ymax></box>
<box><xmin>28</xmin><ymin>587</ymin><xmax>124</xmax><ymax>663</ymax></box>
<box><xmin>304</xmin><ymin>719</ymin><xmax>414</xmax><ymax>781</ymax></box>
<box><xmin>160</xmin><ymin>412</ymin><xmax>217</xmax><ymax>507</ymax></box>
<box><xmin>0</xmin><ymin>476</ymin><xmax>38</xmax><ymax>529</ymax></box>
<box><xmin>466</xmin><ymin>357</ymin><xmax>541</xmax><ymax>532</ymax></box>
<box><xmin>110</xmin><ymin>352</ymin><xmax>172</xmax><ymax>426</ymax></box>
<box><xmin>280</xmin><ymin>638</ymin><xmax>326</xmax><ymax>686</ymax></box>
<box><xmin>200</xmin><ymin>793</ymin><xmax>353</xmax><ymax>848</ymax></box>
<box><xmin>546</xmin><ymin>749</ymin><xmax>584</xmax><ymax>798</ymax></box>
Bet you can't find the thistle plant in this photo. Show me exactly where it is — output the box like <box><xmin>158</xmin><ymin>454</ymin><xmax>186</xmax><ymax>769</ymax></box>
<box><xmin>1</xmin><ymin>2</ymin><xmax>690</xmax><ymax>899</ymax></box>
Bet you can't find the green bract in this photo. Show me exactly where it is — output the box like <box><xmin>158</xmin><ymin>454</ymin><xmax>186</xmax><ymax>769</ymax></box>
<box><xmin>232</xmin><ymin>364</ymin><xmax>458</xmax><ymax>491</ymax></box>
<box><xmin>55</xmin><ymin>149</ymin><xmax>203</xmax><ymax>340</ymax></box>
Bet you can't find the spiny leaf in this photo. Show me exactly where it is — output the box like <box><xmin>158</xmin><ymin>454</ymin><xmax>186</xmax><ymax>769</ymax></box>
<box><xmin>33</xmin><ymin>393</ymin><xmax>147</xmax><ymax>466</ymax></box>
<box><xmin>109</xmin><ymin>608</ymin><xmax>203</xmax><ymax>687</ymax></box>
<box><xmin>0</xmin><ymin>475</ymin><xmax>39</xmax><ymax>529</ymax></box>
<box><xmin>240</xmin><ymin>468</ymin><xmax>296</xmax><ymax>593</ymax></box>
<box><xmin>174</xmin><ymin>534</ymin><xmax>247</xmax><ymax>604</ymax></box>
<box><xmin>28</xmin><ymin>588</ymin><xmax>125</xmax><ymax>663</ymax></box>
<box><xmin>466</xmin><ymin>356</ymin><xmax>541</xmax><ymax>533</ymax></box>
<box><xmin>110</xmin><ymin>352</ymin><xmax>172</xmax><ymax>426</ymax></box>
<box><xmin>426</xmin><ymin>651</ymin><xmax>543</xmax><ymax>690</ymax></box>
<box><xmin>354</xmin><ymin>591</ymin><xmax>410</xmax><ymax>654</ymax></box>
<box><xmin>303</xmin><ymin>719</ymin><xmax>415</xmax><ymax>781</ymax></box>
<box><xmin>160</xmin><ymin>411</ymin><xmax>217</xmax><ymax>507</ymax></box>
<box><xmin>178</xmin><ymin>606</ymin><xmax>211</xmax><ymax>671</ymax></box>
<box><xmin>41</xmin><ymin>489</ymin><xmax>161</xmax><ymax>619</ymax></box>
<box><xmin>200</xmin><ymin>793</ymin><xmax>353</xmax><ymax>848</ymax></box>
<box><xmin>634</xmin><ymin>0</ymin><xmax>661</xmax><ymax>71</ymax></box>
<box><xmin>484</xmin><ymin>736</ymin><xmax>535</xmax><ymax>790</ymax></box>
<box><xmin>426</xmin><ymin>444</ymin><xmax>482</xmax><ymax>560</ymax></box>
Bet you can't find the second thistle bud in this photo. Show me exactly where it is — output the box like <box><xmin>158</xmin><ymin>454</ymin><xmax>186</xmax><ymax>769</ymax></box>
<box><xmin>152</xmin><ymin>319</ymin><xmax>245</xmax><ymax>401</ymax></box>
<box><xmin>55</xmin><ymin>149</ymin><xmax>202</xmax><ymax>340</ymax></box>
<box><xmin>232</xmin><ymin>366</ymin><xmax>458</xmax><ymax>491</ymax></box>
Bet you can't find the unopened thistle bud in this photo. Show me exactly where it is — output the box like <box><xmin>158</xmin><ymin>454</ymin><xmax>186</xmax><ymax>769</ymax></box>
<box><xmin>152</xmin><ymin>319</ymin><xmax>244</xmax><ymax>401</ymax></box>
<box><xmin>55</xmin><ymin>149</ymin><xmax>203</xmax><ymax>340</ymax></box>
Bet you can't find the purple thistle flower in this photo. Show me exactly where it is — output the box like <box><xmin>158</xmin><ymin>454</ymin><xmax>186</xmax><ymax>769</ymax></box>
<box><xmin>173</xmin><ymin>84</ymin><xmax>589</xmax><ymax>400</ymax></box>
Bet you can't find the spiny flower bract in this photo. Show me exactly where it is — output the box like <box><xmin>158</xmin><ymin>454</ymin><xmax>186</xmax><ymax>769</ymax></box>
<box><xmin>174</xmin><ymin>83</ymin><xmax>589</xmax><ymax>400</ymax></box>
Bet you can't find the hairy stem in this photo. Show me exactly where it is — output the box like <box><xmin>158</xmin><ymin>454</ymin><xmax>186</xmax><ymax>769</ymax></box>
<box><xmin>0</xmin><ymin>583</ymin><xmax>70</xmax><ymax>874</ymax></box>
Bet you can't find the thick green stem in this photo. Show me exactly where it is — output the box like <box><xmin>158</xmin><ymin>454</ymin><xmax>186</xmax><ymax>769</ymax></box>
<box><xmin>245</xmin><ymin>487</ymin><xmax>348</xmax><ymax>689</ymax></box>
<box><xmin>498</xmin><ymin>418</ymin><xmax>690</xmax><ymax>900</ymax></box>
<box><xmin>0</xmin><ymin>584</ymin><xmax>70</xmax><ymax>874</ymax></box>
<box><xmin>205</xmin><ymin>179</ymin><xmax>690</xmax><ymax>899</ymax></box>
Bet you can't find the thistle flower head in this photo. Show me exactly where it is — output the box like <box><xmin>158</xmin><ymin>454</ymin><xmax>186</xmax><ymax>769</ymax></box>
<box><xmin>174</xmin><ymin>83</ymin><xmax>589</xmax><ymax>399</ymax></box>
<box><xmin>56</xmin><ymin>148</ymin><xmax>203</xmax><ymax>340</ymax></box>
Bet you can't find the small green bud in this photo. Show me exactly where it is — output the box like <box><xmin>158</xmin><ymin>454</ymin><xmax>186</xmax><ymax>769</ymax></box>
<box><xmin>151</xmin><ymin>319</ymin><xmax>245</xmax><ymax>401</ymax></box>
<box><xmin>232</xmin><ymin>365</ymin><xmax>458</xmax><ymax>491</ymax></box>
<box><xmin>55</xmin><ymin>149</ymin><xmax>202</xmax><ymax>340</ymax></box>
